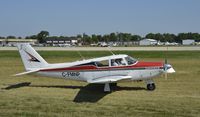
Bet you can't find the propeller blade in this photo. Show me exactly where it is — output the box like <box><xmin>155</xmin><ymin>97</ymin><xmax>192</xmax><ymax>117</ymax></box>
<box><xmin>163</xmin><ymin>63</ymin><xmax>169</xmax><ymax>80</ymax></box>
<box><xmin>165</xmin><ymin>59</ymin><xmax>168</xmax><ymax>64</ymax></box>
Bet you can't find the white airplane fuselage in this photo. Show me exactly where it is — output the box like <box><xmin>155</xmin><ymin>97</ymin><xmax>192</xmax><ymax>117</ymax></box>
<box><xmin>38</xmin><ymin>69</ymin><xmax>163</xmax><ymax>82</ymax></box>
<box><xmin>15</xmin><ymin>43</ymin><xmax>175</xmax><ymax>92</ymax></box>
<box><xmin>37</xmin><ymin>60</ymin><xmax>164</xmax><ymax>83</ymax></box>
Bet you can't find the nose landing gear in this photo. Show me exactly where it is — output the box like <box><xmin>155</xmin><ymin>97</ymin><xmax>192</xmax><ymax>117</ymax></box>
<box><xmin>145</xmin><ymin>79</ymin><xmax>156</xmax><ymax>91</ymax></box>
<box><xmin>147</xmin><ymin>83</ymin><xmax>156</xmax><ymax>91</ymax></box>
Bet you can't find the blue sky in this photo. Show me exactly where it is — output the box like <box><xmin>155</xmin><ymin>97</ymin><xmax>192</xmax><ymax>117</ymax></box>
<box><xmin>0</xmin><ymin>0</ymin><xmax>200</xmax><ymax>37</ymax></box>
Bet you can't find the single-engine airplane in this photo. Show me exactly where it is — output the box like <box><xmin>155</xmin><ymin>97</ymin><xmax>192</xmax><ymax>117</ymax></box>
<box><xmin>15</xmin><ymin>43</ymin><xmax>175</xmax><ymax>92</ymax></box>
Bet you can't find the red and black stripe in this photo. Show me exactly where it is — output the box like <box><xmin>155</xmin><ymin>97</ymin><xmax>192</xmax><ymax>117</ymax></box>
<box><xmin>40</xmin><ymin>61</ymin><xmax>164</xmax><ymax>72</ymax></box>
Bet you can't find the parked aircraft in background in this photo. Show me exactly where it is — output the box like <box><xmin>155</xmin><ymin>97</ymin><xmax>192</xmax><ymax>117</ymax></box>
<box><xmin>15</xmin><ymin>43</ymin><xmax>175</xmax><ymax>92</ymax></box>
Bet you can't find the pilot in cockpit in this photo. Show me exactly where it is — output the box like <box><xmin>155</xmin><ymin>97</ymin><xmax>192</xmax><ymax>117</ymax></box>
<box><xmin>111</xmin><ymin>58</ymin><xmax>126</xmax><ymax>66</ymax></box>
<box><xmin>111</xmin><ymin>59</ymin><xmax>118</xmax><ymax>66</ymax></box>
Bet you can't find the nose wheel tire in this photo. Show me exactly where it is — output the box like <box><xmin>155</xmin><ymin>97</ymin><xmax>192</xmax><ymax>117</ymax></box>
<box><xmin>147</xmin><ymin>83</ymin><xmax>156</xmax><ymax>91</ymax></box>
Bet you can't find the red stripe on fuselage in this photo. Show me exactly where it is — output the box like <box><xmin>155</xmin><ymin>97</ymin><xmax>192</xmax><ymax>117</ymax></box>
<box><xmin>132</xmin><ymin>61</ymin><xmax>163</xmax><ymax>68</ymax></box>
<box><xmin>40</xmin><ymin>61</ymin><xmax>163</xmax><ymax>72</ymax></box>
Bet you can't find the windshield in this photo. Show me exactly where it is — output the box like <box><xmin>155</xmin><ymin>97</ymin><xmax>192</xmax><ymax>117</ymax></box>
<box><xmin>125</xmin><ymin>56</ymin><xmax>137</xmax><ymax>65</ymax></box>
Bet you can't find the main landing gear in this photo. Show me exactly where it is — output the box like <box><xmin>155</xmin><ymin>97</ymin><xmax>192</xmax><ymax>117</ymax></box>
<box><xmin>104</xmin><ymin>83</ymin><xmax>117</xmax><ymax>92</ymax></box>
<box><xmin>104</xmin><ymin>83</ymin><xmax>111</xmax><ymax>92</ymax></box>
<box><xmin>103</xmin><ymin>80</ymin><xmax>156</xmax><ymax>92</ymax></box>
<box><xmin>145</xmin><ymin>79</ymin><xmax>156</xmax><ymax>91</ymax></box>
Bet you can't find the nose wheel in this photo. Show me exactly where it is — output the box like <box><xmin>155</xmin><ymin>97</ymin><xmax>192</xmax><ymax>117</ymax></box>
<box><xmin>147</xmin><ymin>83</ymin><xmax>156</xmax><ymax>91</ymax></box>
<box><xmin>145</xmin><ymin>79</ymin><xmax>156</xmax><ymax>91</ymax></box>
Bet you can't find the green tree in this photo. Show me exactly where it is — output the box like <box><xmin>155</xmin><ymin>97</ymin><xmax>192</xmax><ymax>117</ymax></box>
<box><xmin>116</xmin><ymin>33</ymin><xmax>123</xmax><ymax>42</ymax></box>
<box><xmin>102</xmin><ymin>34</ymin><xmax>110</xmax><ymax>42</ymax></box>
<box><xmin>82</xmin><ymin>33</ymin><xmax>91</xmax><ymax>45</ymax></box>
<box><xmin>26</xmin><ymin>35</ymin><xmax>37</xmax><ymax>39</ymax></box>
<box><xmin>97</xmin><ymin>35</ymin><xmax>102</xmax><ymax>42</ymax></box>
<box><xmin>145</xmin><ymin>33</ymin><xmax>155</xmax><ymax>39</ymax></box>
<box><xmin>91</xmin><ymin>34</ymin><xmax>98</xmax><ymax>43</ymax></box>
<box><xmin>122</xmin><ymin>33</ymin><xmax>132</xmax><ymax>42</ymax></box>
<box><xmin>192</xmin><ymin>33</ymin><xmax>200</xmax><ymax>41</ymax></box>
<box><xmin>37</xmin><ymin>31</ymin><xmax>49</xmax><ymax>43</ymax></box>
<box><xmin>163</xmin><ymin>33</ymin><xmax>176</xmax><ymax>42</ymax></box>
<box><xmin>131</xmin><ymin>35</ymin><xmax>141</xmax><ymax>41</ymax></box>
<box><xmin>77</xmin><ymin>34</ymin><xmax>82</xmax><ymax>39</ymax></box>
<box><xmin>0</xmin><ymin>36</ymin><xmax>5</xmax><ymax>39</ymax></box>
<box><xmin>154</xmin><ymin>33</ymin><xmax>163</xmax><ymax>41</ymax></box>
<box><xmin>177</xmin><ymin>33</ymin><xmax>190</xmax><ymax>43</ymax></box>
<box><xmin>109</xmin><ymin>33</ymin><xmax>117</xmax><ymax>42</ymax></box>
<box><xmin>7</xmin><ymin>36</ymin><xmax>16</xmax><ymax>39</ymax></box>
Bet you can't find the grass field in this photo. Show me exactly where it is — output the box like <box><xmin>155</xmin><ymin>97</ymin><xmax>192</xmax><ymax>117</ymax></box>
<box><xmin>0</xmin><ymin>51</ymin><xmax>200</xmax><ymax>117</ymax></box>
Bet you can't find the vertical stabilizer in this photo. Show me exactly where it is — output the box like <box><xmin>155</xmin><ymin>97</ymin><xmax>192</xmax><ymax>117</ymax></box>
<box><xmin>17</xmin><ymin>43</ymin><xmax>48</xmax><ymax>71</ymax></box>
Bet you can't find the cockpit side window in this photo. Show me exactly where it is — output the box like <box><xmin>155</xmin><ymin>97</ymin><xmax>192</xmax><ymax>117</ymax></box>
<box><xmin>78</xmin><ymin>62</ymin><xmax>96</xmax><ymax>66</ymax></box>
<box><xmin>96</xmin><ymin>60</ymin><xmax>109</xmax><ymax>67</ymax></box>
<box><xmin>111</xmin><ymin>58</ymin><xmax>126</xmax><ymax>66</ymax></box>
<box><xmin>125</xmin><ymin>56</ymin><xmax>137</xmax><ymax>65</ymax></box>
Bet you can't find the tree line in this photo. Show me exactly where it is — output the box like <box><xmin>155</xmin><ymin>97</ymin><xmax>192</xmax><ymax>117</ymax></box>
<box><xmin>1</xmin><ymin>31</ymin><xmax>200</xmax><ymax>44</ymax></box>
<box><xmin>145</xmin><ymin>33</ymin><xmax>200</xmax><ymax>43</ymax></box>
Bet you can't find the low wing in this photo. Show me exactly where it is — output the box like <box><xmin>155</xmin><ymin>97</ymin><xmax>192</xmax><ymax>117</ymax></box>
<box><xmin>88</xmin><ymin>75</ymin><xmax>132</xmax><ymax>84</ymax></box>
<box><xmin>13</xmin><ymin>69</ymin><xmax>40</xmax><ymax>76</ymax></box>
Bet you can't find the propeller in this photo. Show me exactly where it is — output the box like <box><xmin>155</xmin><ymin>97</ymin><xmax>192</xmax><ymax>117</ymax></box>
<box><xmin>163</xmin><ymin>46</ymin><xmax>175</xmax><ymax>80</ymax></box>
<box><xmin>164</xmin><ymin>59</ymin><xmax>168</xmax><ymax>80</ymax></box>
<box><xmin>163</xmin><ymin>60</ymin><xmax>175</xmax><ymax>80</ymax></box>
<box><xmin>164</xmin><ymin>45</ymin><xmax>168</xmax><ymax>80</ymax></box>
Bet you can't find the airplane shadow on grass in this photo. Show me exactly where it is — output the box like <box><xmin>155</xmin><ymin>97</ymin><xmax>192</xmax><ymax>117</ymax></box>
<box><xmin>3</xmin><ymin>82</ymin><xmax>145</xmax><ymax>103</ymax></box>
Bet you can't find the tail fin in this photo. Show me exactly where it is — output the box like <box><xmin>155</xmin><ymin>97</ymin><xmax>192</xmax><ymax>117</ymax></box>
<box><xmin>17</xmin><ymin>43</ymin><xmax>48</xmax><ymax>71</ymax></box>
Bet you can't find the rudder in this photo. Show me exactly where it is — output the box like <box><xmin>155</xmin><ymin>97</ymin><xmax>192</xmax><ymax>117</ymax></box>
<box><xmin>17</xmin><ymin>43</ymin><xmax>48</xmax><ymax>71</ymax></box>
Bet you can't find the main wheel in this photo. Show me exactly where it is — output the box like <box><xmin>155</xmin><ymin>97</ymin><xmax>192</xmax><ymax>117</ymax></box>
<box><xmin>147</xmin><ymin>83</ymin><xmax>156</xmax><ymax>91</ymax></box>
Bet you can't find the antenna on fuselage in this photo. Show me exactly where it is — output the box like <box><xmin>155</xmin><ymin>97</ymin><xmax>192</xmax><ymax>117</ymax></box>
<box><xmin>76</xmin><ymin>49</ymin><xmax>85</xmax><ymax>60</ymax></box>
<box><xmin>107</xmin><ymin>46</ymin><xmax>115</xmax><ymax>55</ymax></box>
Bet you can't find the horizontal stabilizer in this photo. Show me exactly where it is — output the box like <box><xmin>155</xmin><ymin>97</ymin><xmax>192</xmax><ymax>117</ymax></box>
<box><xmin>88</xmin><ymin>75</ymin><xmax>132</xmax><ymax>83</ymax></box>
<box><xmin>13</xmin><ymin>69</ymin><xmax>40</xmax><ymax>76</ymax></box>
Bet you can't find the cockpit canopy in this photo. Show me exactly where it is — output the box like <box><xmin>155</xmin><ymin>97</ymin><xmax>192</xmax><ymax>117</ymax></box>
<box><xmin>78</xmin><ymin>55</ymin><xmax>137</xmax><ymax>67</ymax></box>
<box><xmin>95</xmin><ymin>55</ymin><xmax>137</xmax><ymax>67</ymax></box>
<box><xmin>110</xmin><ymin>56</ymin><xmax>137</xmax><ymax>66</ymax></box>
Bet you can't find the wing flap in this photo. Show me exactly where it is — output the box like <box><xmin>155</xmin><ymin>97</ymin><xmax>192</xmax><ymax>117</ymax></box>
<box><xmin>88</xmin><ymin>75</ymin><xmax>132</xmax><ymax>83</ymax></box>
